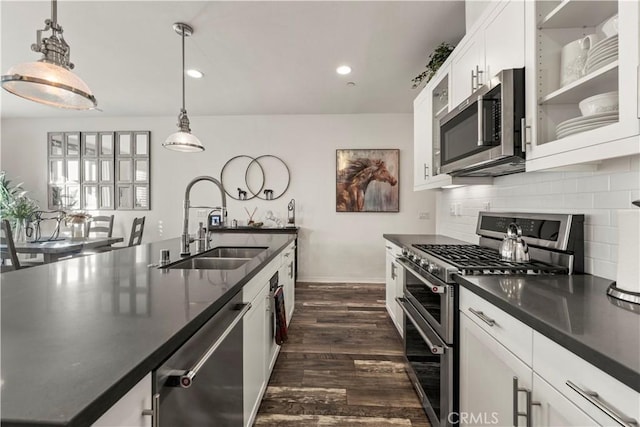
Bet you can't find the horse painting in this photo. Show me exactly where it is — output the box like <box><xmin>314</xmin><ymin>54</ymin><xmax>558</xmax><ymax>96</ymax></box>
<box><xmin>336</xmin><ymin>150</ymin><xmax>399</xmax><ymax>212</ymax></box>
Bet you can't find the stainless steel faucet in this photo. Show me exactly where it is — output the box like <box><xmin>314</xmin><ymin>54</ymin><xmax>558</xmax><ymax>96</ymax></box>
<box><xmin>181</xmin><ymin>176</ymin><xmax>227</xmax><ymax>256</ymax></box>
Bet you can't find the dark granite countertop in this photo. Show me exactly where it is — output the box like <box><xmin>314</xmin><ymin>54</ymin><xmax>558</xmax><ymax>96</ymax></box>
<box><xmin>383</xmin><ymin>233</ymin><xmax>470</xmax><ymax>248</ymax></box>
<box><xmin>1</xmin><ymin>233</ymin><xmax>295</xmax><ymax>427</ymax></box>
<box><xmin>455</xmin><ymin>274</ymin><xmax>640</xmax><ymax>392</ymax></box>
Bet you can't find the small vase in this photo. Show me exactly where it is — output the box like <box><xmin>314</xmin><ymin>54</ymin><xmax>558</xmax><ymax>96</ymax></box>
<box><xmin>12</xmin><ymin>219</ymin><xmax>27</xmax><ymax>243</ymax></box>
<box><xmin>71</xmin><ymin>222</ymin><xmax>84</xmax><ymax>239</ymax></box>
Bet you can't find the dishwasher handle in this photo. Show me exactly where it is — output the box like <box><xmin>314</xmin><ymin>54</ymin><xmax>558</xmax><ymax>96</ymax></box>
<box><xmin>170</xmin><ymin>302</ymin><xmax>252</xmax><ymax>388</ymax></box>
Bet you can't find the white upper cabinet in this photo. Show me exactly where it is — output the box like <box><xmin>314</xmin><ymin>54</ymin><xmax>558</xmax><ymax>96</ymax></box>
<box><xmin>450</xmin><ymin>0</ymin><xmax>526</xmax><ymax>109</ymax></box>
<box><xmin>413</xmin><ymin>64</ymin><xmax>493</xmax><ymax>190</ymax></box>
<box><xmin>413</xmin><ymin>84</ymin><xmax>433</xmax><ymax>190</ymax></box>
<box><xmin>524</xmin><ymin>0</ymin><xmax>640</xmax><ymax>171</ymax></box>
<box><xmin>484</xmin><ymin>0</ymin><xmax>525</xmax><ymax>81</ymax></box>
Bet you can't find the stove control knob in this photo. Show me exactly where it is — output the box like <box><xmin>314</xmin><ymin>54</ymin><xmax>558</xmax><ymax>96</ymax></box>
<box><xmin>419</xmin><ymin>259</ymin><xmax>429</xmax><ymax>269</ymax></box>
<box><xmin>401</xmin><ymin>247</ymin><xmax>408</xmax><ymax>257</ymax></box>
<box><xmin>428</xmin><ymin>263</ymin><xmax>440</xmax><ymax>275</ymax></box>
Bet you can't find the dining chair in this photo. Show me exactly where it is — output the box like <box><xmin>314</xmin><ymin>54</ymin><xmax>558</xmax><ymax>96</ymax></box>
<box><xmin>128</xmin><ymin>216</ymin><xmax>145</xmax><ymax>247</ymax></box>
<box><xmin>1</xmin><ymin>219</ymin><xmax>21</xmax><ymax>271</ymax></box>
<box><xmin>85</xmin><ymin>215</ymin><xmax>115</xmax><ymax>238</ymax></box>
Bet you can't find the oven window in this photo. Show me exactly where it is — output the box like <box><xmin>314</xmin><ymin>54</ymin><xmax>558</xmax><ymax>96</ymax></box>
<box><xmin>405</xmin><ymin>272</ymin><xmax>442</xmax><ymax>324</ymax></box>
<box><xmin>406</xmin><ymin>318</ymin><xmax>442</xmax><ymax>419</ymax></box>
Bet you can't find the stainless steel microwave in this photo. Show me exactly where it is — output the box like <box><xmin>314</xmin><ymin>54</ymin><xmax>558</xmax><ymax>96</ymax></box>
<box><xmin>438</xmin><ymin>68</ymin><xmax>525</xmax><ymax>177</ymax></box>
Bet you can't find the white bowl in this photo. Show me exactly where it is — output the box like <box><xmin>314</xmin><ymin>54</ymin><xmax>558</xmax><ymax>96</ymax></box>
<box><xmin>579</xmin><ymin>91</ymin><xmax>618</xmax><ymax>116</ymax></box>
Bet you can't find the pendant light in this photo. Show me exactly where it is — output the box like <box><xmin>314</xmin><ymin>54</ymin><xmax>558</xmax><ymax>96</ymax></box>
<box><xmin>1</xmin><ymin>0</ymin><xmax>97</xmax><ymax>110</ymax></box>
<box><xmin>163</xmin><ymin>23</ymin><xmax>204</xmax><ymax>152</ymax></box>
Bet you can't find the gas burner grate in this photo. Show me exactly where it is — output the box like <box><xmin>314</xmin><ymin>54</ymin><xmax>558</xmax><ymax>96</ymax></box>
<box><xmin>412</xmin><ymin>244</ymin><xmax>568</xmax><ymax>275</ymax></box>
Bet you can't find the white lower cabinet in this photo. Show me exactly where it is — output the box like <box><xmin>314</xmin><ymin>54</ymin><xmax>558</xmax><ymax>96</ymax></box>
<box><xmin>243</xmin><ymin>282</ymin><xmax>267</xmax><ymax>427</ymax></box>
<box><xmin>459</xmin><ymin>311</ymin><xmax>533</xmax><ymax>427</ymax></box>
<box><xmin>280</xmin><ymin>241</ymin><xmax>296</xmax><ymax>324</ymax></box>
<box><xmin>243</xmin><ymin>245</ymin><xmax>295</xmax><ymax>427</ymax></box>
<box><xmin>385</xmin><ymin>242</ymin><xmax>403</xmax><ymax>336</ymax></box>
<box><xmin>92</xmin><ymin>373</ymin><xmax>152</xmax><ymax>427</ymax></box>
<box><xmin>532</xmin><ymin>373</ymin><xmax>598</xmax><ymax>427</ymax></box>
<box><xmin>459</xmin><ymin>287</ymin><xmax>640</xmax><ymax>427</ymax></box>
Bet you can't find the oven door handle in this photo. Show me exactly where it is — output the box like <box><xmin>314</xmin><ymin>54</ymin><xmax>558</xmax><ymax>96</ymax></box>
<box><xmin>396</xmin><ymin>297</ymin><xmax>445</xmax><ymax>355</ymax></box>
<box><xmin>397</xmin><ymin>258</ymin><xmax>446</xmax><ymax>294</ymax></box>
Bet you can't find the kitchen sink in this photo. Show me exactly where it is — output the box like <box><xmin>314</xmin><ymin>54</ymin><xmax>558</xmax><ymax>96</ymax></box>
<box><xmin>202</xmin><ymin>246</ymin><xmax>268</xmax><ymax>259</ymax></box>
<box><xmin>165</xmin><ymin>257</ymin><xmax>251</xmax><ymax>270</ymax></box>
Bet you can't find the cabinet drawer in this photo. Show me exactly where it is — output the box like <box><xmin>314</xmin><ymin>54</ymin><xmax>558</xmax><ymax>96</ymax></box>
<box><xmin>459</xmin><ymin>287</ymin><xmax>533</xmax><ymax>366</ymax></box>
<box><xmin>533</xmin><ymin>332</ymin><xmax>640</xmax><ymax>426</ymax></box>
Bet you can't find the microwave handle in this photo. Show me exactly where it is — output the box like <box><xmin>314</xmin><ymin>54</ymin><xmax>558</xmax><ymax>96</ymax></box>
<box><xmin>477</xmin><ymin>94</ymin><xmax>487</xmax><ymax>146</ymax></box>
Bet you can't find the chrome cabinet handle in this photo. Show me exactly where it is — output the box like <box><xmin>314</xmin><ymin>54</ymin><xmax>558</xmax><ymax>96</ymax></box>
<box><xmin>566</xmin><ymin>381</ymin><xmax>638</xmax><ymax>426</ymax></box>
<box><xmin>385</xmin><ymin>245</ymin><xmax>392</xmax><ymax>250</ymax></box>
<box><xmin>172</xmin><ymin>303</ymin><xmax>252</xmax><ymax>388</ymax></box>
<box><xmin>396</xmin><ymin>297</ymin><xmax>444</xmax><ymax>354</ymax></box>
<box><xmin>513</xmin><ymin>377</ymin><xmax>540</xmax><ymax>427</ymax></box>
<box><xmin>142</xmin><ymin>393</ymin><xmax>160</xmax><ymax>427</ymax></box>
<box><xmin>424</xmin><ymin>163</ymin><xmax>429</xmax><ymax>179</ymax></box>
<box><xmin>288</xmin><ymin>261</ymin><xmax>293</xmax><ymax>279</ymax></box>
<box><xmin>476</xmin><ymin>65</ymin><xmax>484</xmax><ymax>88</ymax></box>
<box><xmin>391</xmin><ymin>262</ymin><xmax>397</xmax><ymax>280</ymax></box>
<box><xmin>520</xmin><ymin>117</ymin><xmax>531</xmax><ymax>153</ymax></box>
<box><xmin>469</xmin><ymin>307</ymin><xmax>496</xmax><ymax>326</ymax></box>
<box><xmin>471</xmin><ymin>69</ymin><xmax>477</xmax><ymax>91</ymax></box>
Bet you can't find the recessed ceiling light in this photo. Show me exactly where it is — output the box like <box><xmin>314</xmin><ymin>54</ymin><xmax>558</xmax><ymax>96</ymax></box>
<box><xmin>336</xmin><ymin>65</ymin><xmax>352</xmax><ymax>75</ymax></box>
<box><xmin>186</xmin><ymin>69</ymin><xmax>203</xmax><ymax>79</ymax></box>
<box><xmin>346</xmin><ymin>81</ymin><xmax>356</xmax><ymax>87</ymax></box>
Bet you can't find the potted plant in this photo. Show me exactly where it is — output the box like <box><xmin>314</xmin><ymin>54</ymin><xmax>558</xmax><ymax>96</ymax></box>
<box><xmin>411</xmin><ymin>42</ymin><xmax>455</xmax><ymax>89</ymax></box>
<box><xmin>0</xmin><ymin>171</ymin><xmax>39</xmax><ymax>241</ymax></box>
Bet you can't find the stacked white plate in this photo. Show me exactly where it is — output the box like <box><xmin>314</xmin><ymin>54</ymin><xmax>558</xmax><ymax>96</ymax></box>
<box><xmin>585</xmin><ymin>34</ymin><xmax>618</xmax><ymax>74</ymax></box>
<box><xmin>556</xmin><ymin>111</ymin><xmax>618</xmax><ymax>139</ymax></box>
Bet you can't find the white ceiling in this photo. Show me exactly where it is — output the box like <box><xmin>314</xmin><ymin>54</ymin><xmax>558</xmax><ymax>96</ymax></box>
<box><xmin>0</xmin><ymin>1</ymin><xmax>465</xmax><ymax>118</ymax></box>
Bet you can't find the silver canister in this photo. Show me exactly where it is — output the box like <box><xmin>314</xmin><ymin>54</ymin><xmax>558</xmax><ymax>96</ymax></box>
<box><xmin>232</xmin><ymin>219</ymin><xmax>238</xmax><ymax>228</ymax></box>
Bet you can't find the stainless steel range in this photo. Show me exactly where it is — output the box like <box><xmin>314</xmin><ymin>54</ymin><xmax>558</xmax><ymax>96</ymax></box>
<box><xmin>396</xmin><ymin>212</ymin><xmax>584</xmax><ymax>427</ymax></box>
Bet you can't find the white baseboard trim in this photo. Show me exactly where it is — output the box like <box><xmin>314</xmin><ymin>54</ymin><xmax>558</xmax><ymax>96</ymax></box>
<box><xmin>297</xmin><ymin>276</ymin><xmax>384</xmax><ymax>284</ymax></box>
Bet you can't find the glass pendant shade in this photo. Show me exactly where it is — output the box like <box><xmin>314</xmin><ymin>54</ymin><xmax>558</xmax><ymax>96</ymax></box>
<box><xmin>163</xmin><ymin>130</ymin><xmax>204</xmax><ymax>152</ymax></box>
<box><xmin>2</xmin><ymin>60</ymin><xmax>97</xmax><ymax>110</ymax></box>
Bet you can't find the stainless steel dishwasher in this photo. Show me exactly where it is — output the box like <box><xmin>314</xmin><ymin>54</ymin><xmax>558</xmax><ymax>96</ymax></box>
<box><xmin>156</xmin><ymin>292</ymin><xmax>250</xmax><ymax>426</ymax></box>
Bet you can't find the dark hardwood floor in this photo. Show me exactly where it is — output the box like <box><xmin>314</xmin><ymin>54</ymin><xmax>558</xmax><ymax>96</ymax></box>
<box><xmin>254</xmin><ymin>282</ymin><xmax>430</xmax><ymax>427</ymax></box>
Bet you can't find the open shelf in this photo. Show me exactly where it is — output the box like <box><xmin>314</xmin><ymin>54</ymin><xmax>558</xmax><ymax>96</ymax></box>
<box><xmin>539</xmin><ymin>60</ymin><xmax>618</xmax><ymax>104</ymax></box>
<box><xmin>539</xmin><ymin>0</ymin><xmax>617</xmax><ymax>29</ymax></box>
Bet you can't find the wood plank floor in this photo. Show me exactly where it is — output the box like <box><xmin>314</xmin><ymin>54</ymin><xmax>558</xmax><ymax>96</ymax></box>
<box><xmin>254</xmin><ymin>282</ymin><xmax>430</xmax><ymax>427</ymax></box>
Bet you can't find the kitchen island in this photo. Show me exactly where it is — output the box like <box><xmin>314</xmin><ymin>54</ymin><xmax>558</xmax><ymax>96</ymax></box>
<box><xmin>0</xmin><ymin>232</ymin><xmax>295</xmax><ymax>427</ymax></box>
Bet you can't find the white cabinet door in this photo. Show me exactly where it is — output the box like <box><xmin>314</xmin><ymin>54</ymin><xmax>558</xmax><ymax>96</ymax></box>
<box><xmin>413</xmin><ymin>87</ymin><xmax>432</xmax><ymax>190</ymax></box>
<box><xmin>282</xmin><ymin>244</ymin><xmax>296</xmax><ymax>324</ymax></box>
<box><xmin>532</xmin><ymin>373</ymin><xmax>598</xmax><ymax>427</ymax></box>
<box><xmin>264</xmin><ymin>283</ymin><xmax>279</xmax><ymax>374</ymax></box>
<box><xmin>483</xmin><ymin>0</ymin><xmax>525</xmax><ymax>81</ymax></box>
<box><xmin>243</xmin><ymin>286</ymin><xmax>267</xmax><ymax>427</ymax></box>
<box><xmin>459</xmin><ymin>312</ymin><xmax>533</xmax><ymax>427</ymax></box>
<box><xmin>450</xmin><ymin>34</ymin><xmax>484</xmax><ymax>108</ymax></box>
<box><xmin>385</xmin><ymin>250</ymin><xmax>400</xmax><ymax>331</ymax></box>
<box><xmin>92</xmin><ymin>373</ymin><xmax>152</xmax><ymax>427</ymax></box>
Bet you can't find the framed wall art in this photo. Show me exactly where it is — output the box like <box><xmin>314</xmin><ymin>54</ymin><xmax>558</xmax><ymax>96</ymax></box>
<box><xmin>336</xmin><ymin>149</ymin><xmax>399</xmax><ymax>212</ymax></box>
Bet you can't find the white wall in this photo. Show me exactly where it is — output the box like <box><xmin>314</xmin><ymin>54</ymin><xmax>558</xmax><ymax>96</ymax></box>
<box><xmin>0</xmin><ymin>114</ymin><xmax>436</xmax><ymax>282</ymax></box>
<box><xmin>435</xmin><ymin>155</ymin><xmax>640</xmax><ymax>280</ymax></box>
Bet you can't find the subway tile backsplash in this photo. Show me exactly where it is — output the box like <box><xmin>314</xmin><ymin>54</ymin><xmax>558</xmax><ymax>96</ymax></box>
<box><xmin>435</xmin><ymin>155</ymin><xmax>640</xmax><ymax>281</ymax></box>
